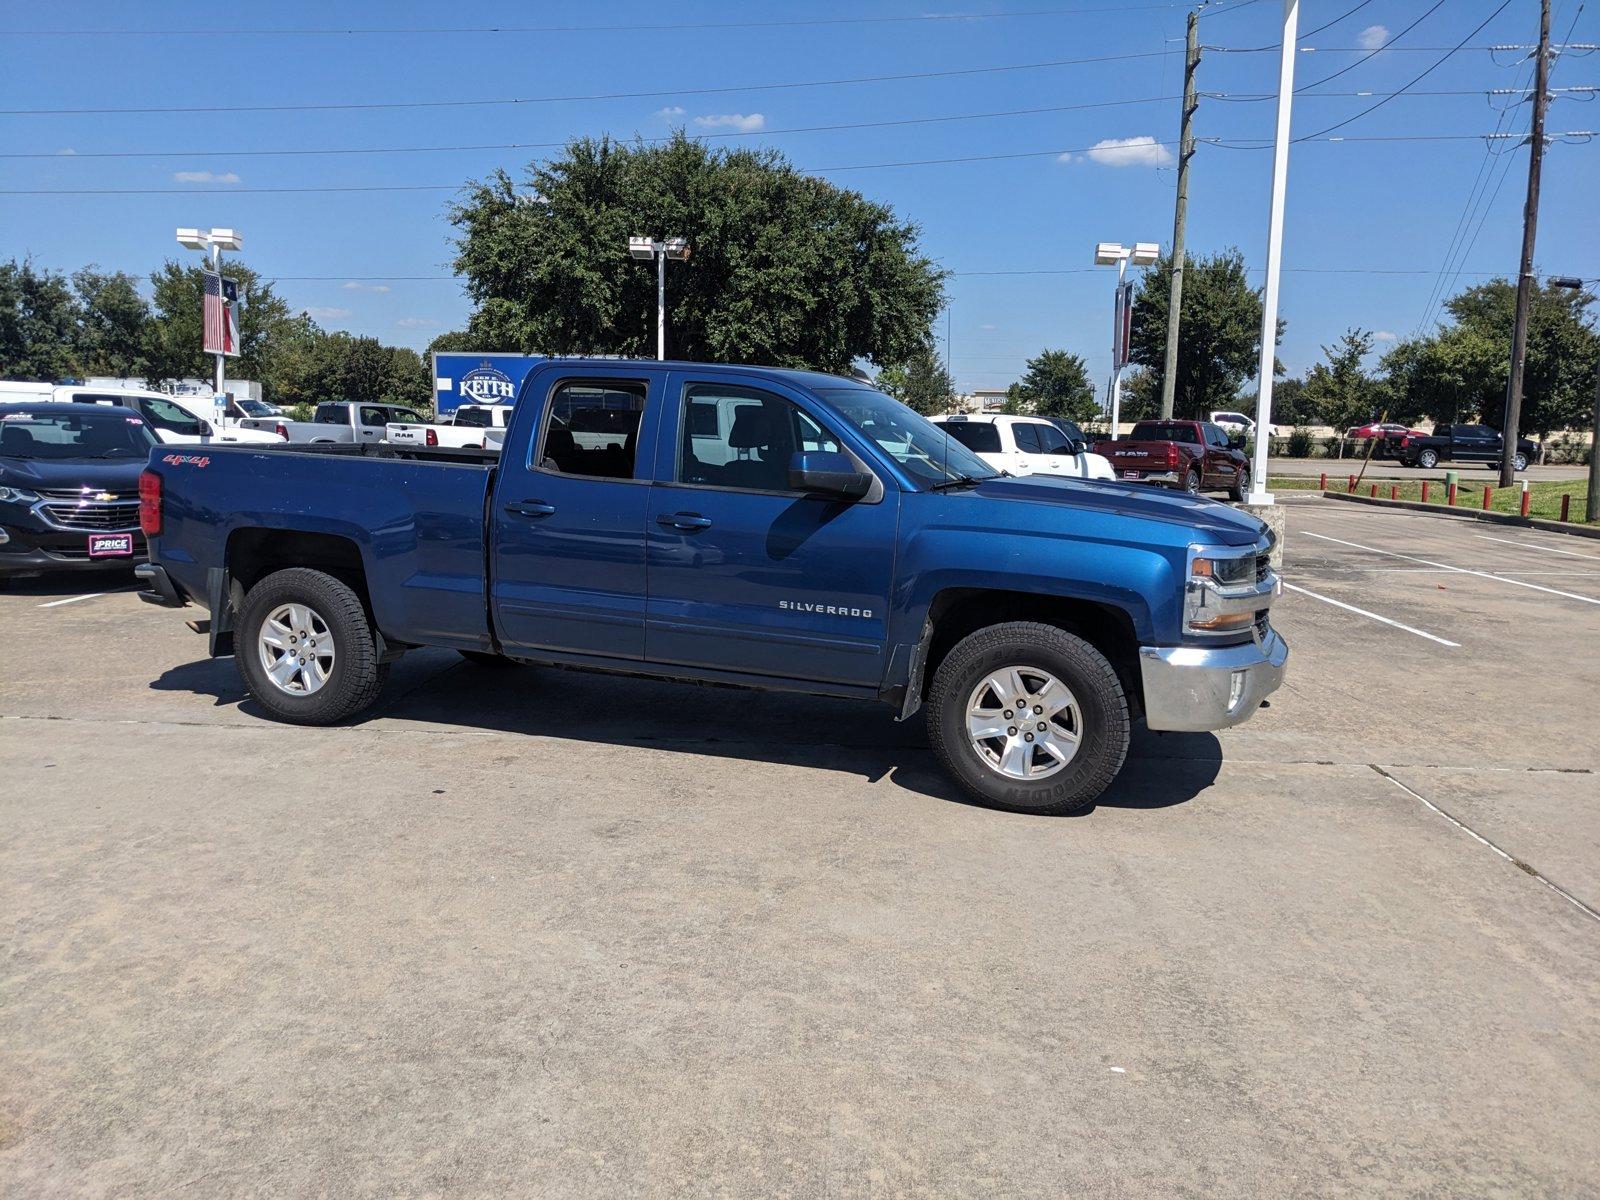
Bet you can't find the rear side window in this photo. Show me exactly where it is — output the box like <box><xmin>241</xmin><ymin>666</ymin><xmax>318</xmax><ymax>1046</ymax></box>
<box><xmin>537</xmin><ymin>381</ymin><xmax>650</xmax><ymax>481</ymax></box>
<box><xmin>937</xmin><ymin>422</ymin><xmax>1001</xmax><ymax>454</ymax></box>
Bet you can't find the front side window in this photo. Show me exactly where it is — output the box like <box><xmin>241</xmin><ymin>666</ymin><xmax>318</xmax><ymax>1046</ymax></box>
<box><xmin>142</xmin><ymin>397</ymin><xmax>207</xmax><ymax>436</ymax></box>
<box><xmin>314</xmin><ymin>405</ymin><xmax>346</xmax><ymax>424</ymax></box>
<box><xmin>817</xmin><ymin>387</ymin><xmax>998</xmax><ymax>488</ymax></box>
<box><xmin>361</xmin><ymin>407</ymin><xmax>392</xmax><ymax>427</ymax></box>
<box><xmin>677</xmin><ymin>383</ymin><xmax>841</xmax><ymax>492</ymax></box>
<box><xmin>537</xmin><ymin>381</ymin><xmax>649</xmax><ymax>481</ymax></box>
<box><xmin>1034</xmin><ymin>423</ymin><xmax>1072</xmax><ymax>453</ymax></box>
<box><xmin>1013</xmin><ymin>422</ymin><xmax>1042</xmax><ymax>453</ymax></box>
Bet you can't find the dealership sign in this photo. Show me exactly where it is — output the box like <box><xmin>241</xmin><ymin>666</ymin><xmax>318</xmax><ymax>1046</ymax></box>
<box><xmin>431</xmin><ymin>353</ymin><xmax>543</xmax><ymax>415</ymax></box>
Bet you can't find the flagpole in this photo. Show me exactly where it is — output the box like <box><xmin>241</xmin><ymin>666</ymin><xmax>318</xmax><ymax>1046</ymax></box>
<box><xmin>211</xmin><ymin>242</ymin><xmax>225</xmax><ymax>429</ymax></box>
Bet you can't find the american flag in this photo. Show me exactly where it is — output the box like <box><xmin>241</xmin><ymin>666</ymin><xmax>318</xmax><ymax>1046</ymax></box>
<box><xmin>203</xmin><ymin>271</ymin><xmax>240</xmax><ymax>357</ymax></box>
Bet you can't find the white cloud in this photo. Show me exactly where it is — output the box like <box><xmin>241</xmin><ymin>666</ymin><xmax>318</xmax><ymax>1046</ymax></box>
<box><xmin>301</xmin><ymin>306</ymin><xmax>352</xmax><ymax>320</ymax></box>
<box><xmin>655</xmin><ymin>105</ymin><xmax>686</xmax><ymax>118</ymax></box>
<box><xmin>1374</xmin><ymin>330</ymin><xmax>1398</xmax><ymax>342</ymax></box>
<box><xmin>693</xmin><ymin>112</ymin><xmax>765</xmax><ymax>133</ymax></box>
<box><xmin>396</xmin><ymin>317</ymin><xmax>437</xmax><ymax>329</ymax></box>
<box><xmin>342</xmin><ymin>281</ymin><xmax>391</xmax><ymax>293</ymax></box>
<box><xmin>56</xmin><ymin>147</ymin><xmax>76</xmax><ymax>156</ymax></box>
<box><xmin>1068</xmin><ymin>136</ymin><xmax>1174</xmax><ymax>168</ymax></box>
<box><xmin>979</xmin><ymin>323</ymin><xmax>998</xmax><ymax>331</ymax></box>
<box><xmin>173</xmin><ymin>170</ymin><xmax>241</xmax><ymax>184</ymax></box>
<box><xmin>1357</xmin><ymin>24</ymin><xmax>1389</xmax><ymax>50</ymax></box>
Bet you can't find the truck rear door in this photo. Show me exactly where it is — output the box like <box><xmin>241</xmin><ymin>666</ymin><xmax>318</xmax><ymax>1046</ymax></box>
<box><xmin>489</xmin><ymin>367</ymin><xmax>663</xmax><ymax>660</ymax></box>
<box><xmin>642</xmin><ymin>372</ymin><xmax>898</xmax><ymax>686</ymax></box>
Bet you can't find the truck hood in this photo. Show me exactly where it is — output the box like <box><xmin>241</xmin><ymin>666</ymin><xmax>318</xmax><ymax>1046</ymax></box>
<box><xmin>0</xmin><ymin>455</ymin><xmax>148</xmax><ymax>493</ymax></box>
<box><xmin>967</xmin><ymin>475</ymin><xmax>1265</xmax><ymax>546</ymax></box>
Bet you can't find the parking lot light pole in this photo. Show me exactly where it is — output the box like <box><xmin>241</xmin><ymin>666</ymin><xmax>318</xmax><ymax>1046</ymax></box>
<box><xmin>1095</xmin><ymin>240</ymin><xmax>1159</xmax><ymax>440</ymax></box>
<box><xmin>628</xmin><ymin>236</ymin><xmax>690</xmax><ymax>360</ymax></box>
<box><xmin>176</xmin><ymin>226</ymin><xmax>242</xmax><ymax>424</ymax></box>
<box><xmin>1246</xmin><ymin>0</ymin><xmax>1299</xmax><ymax>506</ymax></box>
<box><xmin>1548</xmin><ymin>275</ymin><xmax>1599</xmax><ymax>521</ymax></box>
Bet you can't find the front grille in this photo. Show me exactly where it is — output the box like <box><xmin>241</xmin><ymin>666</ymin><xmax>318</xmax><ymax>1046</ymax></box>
<box><xmin>38</xmin><ymin>486</ymin><xmax>138</xmax><ymax>501</ymax></box>
<box><xmin>38</xmin><ymin>499</ymin><xmax>140</xmax><ymax>531</ymax></box>
<box><xmin>1256</xmin><ymin>552</ymin><xmax>1272</xmax><ymax>583</ymax></box>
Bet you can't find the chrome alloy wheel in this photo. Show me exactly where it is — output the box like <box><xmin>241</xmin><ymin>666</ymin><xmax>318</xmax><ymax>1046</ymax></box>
<box><xmin>965</xmin><ymin>666</ymin><xmax>1083</xmax><ymax>780</ymax></box>
<box><xmin>257</xmin><ymin>602</ymin><xmax>335</xmax><ymax>696</ymax></box>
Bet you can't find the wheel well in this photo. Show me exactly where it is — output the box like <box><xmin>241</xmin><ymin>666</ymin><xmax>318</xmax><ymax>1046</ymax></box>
<box><xmin>226</xmin><ymin>529</ymin><xmax>371</xmax><ymax>614</ymax></box>
<box><xmin>921</xmin><ymin>589</ymin><xmax>1142</xmax><ymax>713</ymax></box>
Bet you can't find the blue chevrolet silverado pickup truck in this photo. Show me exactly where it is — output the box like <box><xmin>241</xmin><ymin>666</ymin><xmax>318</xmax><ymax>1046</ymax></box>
<box><xmin>136</xmin><ymin>359</ymin><xmax>1286</xmax><ymax>814</ymax></box>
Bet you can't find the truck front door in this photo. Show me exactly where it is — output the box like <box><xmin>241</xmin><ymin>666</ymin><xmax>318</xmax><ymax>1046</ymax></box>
<box><xmin>490</xmin><ymin>370</ymin><xmax>663</xmax><ymax>660</ymax></box>
<box><xmin>644</xmin><ymin>374</ymin><xmax>898</xmax><ymax>686</ymax></box>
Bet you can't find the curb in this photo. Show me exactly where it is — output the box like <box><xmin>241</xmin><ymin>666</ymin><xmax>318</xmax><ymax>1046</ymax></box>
<box><xmin>1317</xmin><ymin>489</ymin><xmax>1600</xmax><ymax>541</ymax></box>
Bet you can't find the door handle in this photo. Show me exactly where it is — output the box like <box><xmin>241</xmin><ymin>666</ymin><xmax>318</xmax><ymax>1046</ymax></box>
<box><xmin>657</xmin><ymin>511</ymin><xmax>712</xmax><ymax>530</ymax></box>
<box><xmin>506</xmin><ymin>500</ymin><xmax>557</xmax><ymax>518</ymax></box>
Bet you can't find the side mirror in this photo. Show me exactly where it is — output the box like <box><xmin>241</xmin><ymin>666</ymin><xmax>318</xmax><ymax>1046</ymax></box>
<box><xmin>199</xmin><ymin>420</ymin><xmax>214</xmax><ymax>435</ymax></box>
<box><xmin>1063</xmin><ymin>440</ymin><xmax>1088</xmax><ymax>455</ymax></box>
<box><xmin>787</xmin><ymin>450</ymin><xmax>872</xmax><ymax>499</ymax></box>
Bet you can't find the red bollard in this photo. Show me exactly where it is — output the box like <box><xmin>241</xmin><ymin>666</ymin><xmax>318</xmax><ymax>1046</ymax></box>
<box><xmin>1421</xmin><ymin>481</ymin><xmax>1431</xmax><ymax>503</ymax></box>
<box><xmin>1319</xmin><ymin>472</ymin><xmax>1327</xmax><ymax>490</ymax></box>
<box><xmin>1482</xmin><ymin>486</ymin><xmax>1492</xmax><ymax>511</ymax></box>
<box><xmin>1370</xmin><ymin>483</ymin><xmax>1379</xmax><ymax>498</ymax></box>
<box><xmin>1390</xmin><ymin>484</ymin><xmax>1399</xmax><ymax>500</ymax></box>
<box><xmin>1447</xmin><ymin>482</ymin><xmax>1458</xmax><ymax>506</ymax></box>
<box><xmin>1561</xmin><ymin>493</ymin><xmax>1572</xmax><ymax>522</ymax></box>
<box><xmin>1520</xmin><ymin>488</ymin><xmax>1531</xmax><ymax>518</ymax></box>
<box><xmin>1348</xmin><ymin>474</ymin><xmax>1357</xmax><ymax>493</ymax></box>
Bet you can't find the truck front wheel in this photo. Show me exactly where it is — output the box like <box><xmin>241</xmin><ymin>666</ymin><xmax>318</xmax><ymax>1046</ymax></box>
<box><xmin>926</xmin><ymin>621</ymin><xmax>1130</xmax><ymax>815</ymax></box>
<box><xmin>236</xmin><ymin>567</ymin><xmax>388</xmax><ymax>725</ymax></box>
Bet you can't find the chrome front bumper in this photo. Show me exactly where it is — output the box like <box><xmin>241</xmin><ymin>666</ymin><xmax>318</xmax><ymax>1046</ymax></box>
<box><xmin>1138</xmin><ymin>628</ymin><xmax>1288</xmax><ymax>732</ymax></box>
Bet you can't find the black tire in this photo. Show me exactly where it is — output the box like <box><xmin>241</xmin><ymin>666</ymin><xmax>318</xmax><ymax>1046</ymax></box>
<box><xmin>1230</xmin><ymin>465</ymin><xmax>1250</xmax><ymax>503</ymax></box>
<box><xmin>1418</xmin><ymin>449</ymin><xmax>1439</xmax><ymax>469</ymax></box>
<box><xmin>1184</xmin><ymin>467</ymin><xmax>1202</xmax><ymax>495</ymax></box>
<box><xmin>926</xmin><ymin>621</ymin><xmax>1130</xmax><ymax>816</ymax></box>
<box><xmin>457</xmin><ymin>649</ymin><xmax>522</xmax><ymax>668</ymax></box>
<box><xmin>236</xmin><ymin>567</ymin><xmax>388</xmax><ymax>725</ymax></box>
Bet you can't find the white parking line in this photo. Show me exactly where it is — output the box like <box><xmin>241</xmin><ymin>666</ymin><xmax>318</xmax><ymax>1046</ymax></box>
<box><xmin>1302</xmin><ymin>531</ymin><xmax>1600</xmax><ymax>607</ymax></box>
<box><xmin>1473</xmin><ymin>533</ymin><xmax>1600</xmax><ymax>562</ymax></box>
<box><xmin>1281</xmin><ymin>582</ymin><xmax>1461</xmax><ymax>647</ymax></box>
<box><xmin>37</xmin><ymin>592</ymin><xmax>109</xmax><ymax>608</ymax></box>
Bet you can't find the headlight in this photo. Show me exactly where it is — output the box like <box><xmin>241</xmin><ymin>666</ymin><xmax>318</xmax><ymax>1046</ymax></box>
<box><xmin>0</xmin><ymin>486</ymin><xmax>40</xmax><ymax>504</ymax></box>
<box><xmin>1185</xmin><ymin>544</ymin><xmax>1270</xmax><ymax>638</ymax></box>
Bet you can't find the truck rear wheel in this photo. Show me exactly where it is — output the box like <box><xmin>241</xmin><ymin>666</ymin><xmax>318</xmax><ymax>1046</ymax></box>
<box><xmin>926</xmin><ymin>621</ymin><xmax>1130</xmax><ymax>815</ymax></box>
<box><xmin>236</xmin><ymin>567</ymin><xmax>388</xmax><ymax>725</ymax></box>
<box><xmin>1184</xmin><ymin>467</ymin><xmax>1202</xmax><ymax>495</ymax></box>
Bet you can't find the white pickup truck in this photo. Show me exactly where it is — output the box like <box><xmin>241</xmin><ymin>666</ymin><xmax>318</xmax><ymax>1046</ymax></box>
<box><xmin>240</xmin><ymin>400</ymin><xmax>427</xmax><ymax>444</ymax></box>
<box><xmin>385</xmin><ymin>403</ymin><xmax>513</xmax><ymax>450</ymax></box>
<box><xmin>1</xmin><ymin>382</ymin><xmax>284</xmax><ymax>446</ymax></box>
<box><xmin>931</xmin><ymin>414</ymin><xmax>1115</xmax><ymax>481</ymax></box>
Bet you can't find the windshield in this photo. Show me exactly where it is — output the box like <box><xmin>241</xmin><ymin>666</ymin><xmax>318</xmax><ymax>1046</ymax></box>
<box><xmin>0</xmin><ymin>410</ymin><xmax>158</xmax><ymax>460</ymax></box>
<box><xmin>817</xmin><ymin>388</ymin><xmax>998</xmax><ymax>487</ymax></box>
<box><xmin>235</xmin><ymin>399</ymin><xmax>275</xmax><ymax>417</ymax></box>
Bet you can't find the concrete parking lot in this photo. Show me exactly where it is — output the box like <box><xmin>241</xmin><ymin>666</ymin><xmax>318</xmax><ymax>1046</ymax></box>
<box><xmin>3</xmin><ymin>497</ymin><xmax>1598</xmax><ymax>1197</ymax></box>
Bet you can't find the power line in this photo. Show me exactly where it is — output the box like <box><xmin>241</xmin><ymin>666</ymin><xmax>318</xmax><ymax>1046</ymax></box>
<box><xmin>0</xmin><ymin>49</ymin><xmax>1180</xmax><ymax>117</ymax></box>
<box><xmin>0</xmin><ymin>95</ymin><xmax>1182</xmax><ymax>161</ymax></box>
<box><xmin>1294</xmin><ymin>0</ymin><xmax>1517</xmax><ymax>142</ymax></box>
<box><xmin>7</xmin><ymin>131</ymin><xmax>1586</xmax><ymax>195</ymax></box>
<box><xmin>1222</xmin><ymin>0</ymin><xmax>1380</xmax><ymax>52</ymax></box>
<box><xmin>1296</xmin><ymin>0</ymin><xmax>1450</xmax><ymax>92</ymax></box>
<box><xmin>0</xmin><ymin>4</ymin><xmax>1182</xmax><ymax>36</ymax></box>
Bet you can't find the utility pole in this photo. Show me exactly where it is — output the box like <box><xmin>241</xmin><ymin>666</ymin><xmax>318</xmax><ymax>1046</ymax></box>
<box><xmin>1160</xmin><ymin>9</ymin><xmax>1201</xmax><ymax>420</ymax></box>
<box><xmin>1500</xmin><ymin>0</ymin><xmax>1552</xmax><ymax>488</ymax></box>
<box><xmin>1587</xmin><ymin>360</ymin><xmax>1600</xmax><ymax>522</ymax></box>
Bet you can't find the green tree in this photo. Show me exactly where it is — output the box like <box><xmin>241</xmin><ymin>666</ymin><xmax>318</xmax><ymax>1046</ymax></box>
<box><xmin>876</xmin><ymin>341</ymin><xmax>953</xmax><ymax>415</ymax></box>
<box><xmin>0</xmin><ymin>259</ymin><xmax>83</xmax><ymax>380</ymax></box>
<box><xmin>72</xmin><ymin>267</ymin><xmax>151</xmax><ymax>378</ymax></box>
<box><xmin>1004</xmin><ymin>349</ymin><xmax>1096</xmax><ymax>421</ymax></box>
<box><xmin>1128</xmin><ymin>248</ymin><xmax>1280</xmax><ymax>417</ymax></box>
<box><xmin>1302</xmin><ymin>329</ymin><xmax>1386</xmax><ymax>433</ymax></box>
<box><xmin>1383</xmin><ymin>279</ymin><xmax>1598</xmax><ymax>436</ymax></box>
<box><xmin>448</xmin><ymin>135</ymin><xmax>946</xmax><ymax>371</ymax></box>
<box><xmin>426</xmin><ymin>330</ymin><xmax>477</xmax><ymax>355</ymax></box>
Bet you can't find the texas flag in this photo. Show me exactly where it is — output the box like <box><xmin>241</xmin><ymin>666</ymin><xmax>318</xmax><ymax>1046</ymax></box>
<box><xmin>202</xmin><ymin>270</ymin><xmax>240</xmax><ymax>357</ymax></box>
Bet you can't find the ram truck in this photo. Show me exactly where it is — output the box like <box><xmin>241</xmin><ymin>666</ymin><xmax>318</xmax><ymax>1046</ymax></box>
<box><xmin>240</xmin><ymin>401</ymin><xmax>427</xmax><ymax>445</ymax></box>
<box><xmin>136</xmin><ymin>360</ymin><xmax>1286</xmax><ymax>815</ymax></box>
<box><xmin>1095</xmin><ymin>420</ymin><xmax>1251</xmax><ymax>500</ymax></box>
<box><xmin>386</xmin><ymin>403</ymin><xmax>513</xmax><ymax>450</ymax></box>
<box><xmin>1395</xmin><ymin>423</ymin><xmax>1537</xmax><ymax>471</ymax></box>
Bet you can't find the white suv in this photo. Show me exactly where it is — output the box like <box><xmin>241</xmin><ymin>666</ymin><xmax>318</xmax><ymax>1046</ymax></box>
<box><xmin>931</xmin><ymin>414</ymin><xmax>1114</xmax><ymax>481</ymax></box>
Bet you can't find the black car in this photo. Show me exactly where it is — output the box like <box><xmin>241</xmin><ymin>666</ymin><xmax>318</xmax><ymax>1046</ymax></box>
<box><xmin>1397</xmin><ymin>423</ymin><xmax>1538</xmax><ymax>471</ymax></box>
<box><xmin>0</xmin><ymin>402</ymin><xmax>157</xmax><ymax>578</ymax></box>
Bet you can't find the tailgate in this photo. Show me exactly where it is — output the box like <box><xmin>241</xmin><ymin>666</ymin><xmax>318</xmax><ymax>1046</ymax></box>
<box><xmin>386</xmin><ymin>424</ymin><xmax>428</xmax><ymax>445</ymax></box>
<box><xmin>1098</xmin><ymin>440</ymin><xmax>1174</xmax><ymax>470</ymax></box>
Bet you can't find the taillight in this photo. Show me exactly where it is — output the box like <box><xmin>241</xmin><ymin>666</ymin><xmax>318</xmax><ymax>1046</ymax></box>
<box><xmin>426</xmin><ymin>428</ymin><xmax>439</xmax><ymax>447</ymax></box>
<box><xmin>138</xmin><ymin>469</ymin><xmax>162</xmax><ymax>536</ymax></box>
<box><xmin>1166</xmin><ymin>444</ymin><xmax>1179</xmax><ymax>467</ymax></box>
<box><xmin>274</xmin><ymin>422</ymin><xmax>289</xmax><ymax>440</ymax></box>
<box><xmin>1400</xmin><ymin>435</ymin><xmax>1413</xmax><ymax>447</ymax></box>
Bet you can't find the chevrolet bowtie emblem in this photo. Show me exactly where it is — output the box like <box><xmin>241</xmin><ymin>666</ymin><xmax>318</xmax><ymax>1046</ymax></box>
<box><xmin>92</xmin><ymin>491</ymin><xmax>116</xmax><ymax>502</ymax></box>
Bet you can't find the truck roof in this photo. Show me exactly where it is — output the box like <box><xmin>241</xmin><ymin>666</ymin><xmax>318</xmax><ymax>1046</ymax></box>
<box><xmin>532</xmin><ymin>358</ymin><xmax>869</xmax><ymax>391</ymax></box>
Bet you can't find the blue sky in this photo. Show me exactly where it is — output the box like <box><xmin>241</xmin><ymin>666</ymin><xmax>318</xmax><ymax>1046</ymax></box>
<box><xmin>1</xmin><ymin>0</ymin><xmax>1595</xmax><ymax>393</ymax></box>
